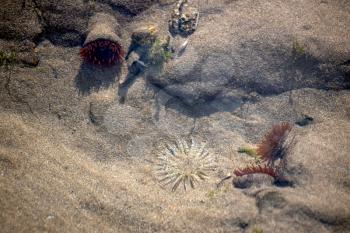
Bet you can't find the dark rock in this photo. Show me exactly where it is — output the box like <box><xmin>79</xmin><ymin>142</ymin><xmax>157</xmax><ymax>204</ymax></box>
<box><xmin>295</xmin><ymin>115</ymin><xmax>314</xmax><ymax>127</ymax></box>
<box><xmin>18</xmin><ymin>52</ymin><xmax>40</xmax><ymax>67</ymax></box>
<box><xmin>100</xmin><ymin>0</ymin><xmax>156</xmax><ymax>16</ymax></box>
<box><xmin>0</xmin><ymin>0</ymin><xmax>43</xmax><ymax>40</ymax></box>
<box><xmin>148</xmin><ymin>1</ymin><xmax>350</xmax><ymax>108</ymax></box>
<box><xmin>34</xmin><ymin>0</ymin><xmax>90</xmax><ymax>46</ymax></box>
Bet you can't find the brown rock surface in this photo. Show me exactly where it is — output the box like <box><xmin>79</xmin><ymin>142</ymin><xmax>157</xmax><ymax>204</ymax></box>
<box><xmin>0</xmin><ymin>0</ymin><xmax>349</xmax><ymax>232</ymax></box>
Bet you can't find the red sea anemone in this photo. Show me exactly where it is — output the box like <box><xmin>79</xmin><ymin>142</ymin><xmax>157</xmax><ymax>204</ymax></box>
<box><xmin>256</xmin><ymin>122</ymin><xmax>292</xmax><ymax>163</ymax></box>
<box><xmin>232</xmin><ymin>123</ymin><xmax>292</xmax><ymax>183</ymax></box>
<box><xmin>234</xmin><ymin>164</ymin><xmax>277</xmax><ymax>179</ymax></box>
<box><xmin>80</xmin><ymin>39</ymin><xmax>125</xmax><ymax>66</ymax></box>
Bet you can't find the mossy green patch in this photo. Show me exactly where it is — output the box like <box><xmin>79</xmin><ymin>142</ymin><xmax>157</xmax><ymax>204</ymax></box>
<box><xmin>0</xmin><ymin>51</ymin><xmax>17</xmax><ymax>67</ymax></box>
<box><xmin>292</xmin><ymin>39</ymin><xmax>306</xmax><ymax>58</ymax></box>
<box><xmin>238</xmin><ymin>147</ymin><xmax>261</xmax><ymax>161</ymax></box>
<box><xmin>148</xmin><ymin>37</ymin><xmax>173</xmax><ymax>65</ymax></box>
<box><xmin>252</xmin><ymin>227</ymin><xmax>264</xmax><ymax>233</ymax></box>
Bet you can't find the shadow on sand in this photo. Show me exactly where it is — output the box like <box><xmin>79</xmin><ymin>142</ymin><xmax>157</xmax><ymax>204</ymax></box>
<box><xmin>75</xmin><ymin>62</ymin><xmax>121</xmax><ymax>95</ymax></box>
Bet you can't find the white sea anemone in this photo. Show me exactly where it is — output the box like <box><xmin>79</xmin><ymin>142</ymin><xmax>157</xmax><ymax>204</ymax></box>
<box><xmin>155</xmin><ymin>138</ymin><xmax>216</xmax><ymax>191</ymax></box>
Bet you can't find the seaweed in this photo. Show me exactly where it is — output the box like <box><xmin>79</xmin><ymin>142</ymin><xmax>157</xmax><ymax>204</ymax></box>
<box><xmin>148</xmin><ymin>37</ymin><xmax>173</xmax><ymax>65</ymax></box>
<box><xmin>0</xmin><ymin>51</ymin><xmax>17</xmax><ymax>67</ymax></box>
<box><xmin>252</xmin><ymin>228</ymin><xmax>264</xmax><ymax>233</ymax></box>
<box><xmin>238</xmin><ymin>147</ymin><xmax>260</xmax><ymax>160</ymax></box>
<box><xmin>292</xmin><ymin>39</ymin><xmax>306</xmax><ymax>57</ymax></box>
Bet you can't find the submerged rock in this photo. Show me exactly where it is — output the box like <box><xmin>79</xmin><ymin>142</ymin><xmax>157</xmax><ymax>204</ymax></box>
<box><xmin>169</xmin><ymin>0</ymin><xmax>199</xmax><ymax>36</ymax></box>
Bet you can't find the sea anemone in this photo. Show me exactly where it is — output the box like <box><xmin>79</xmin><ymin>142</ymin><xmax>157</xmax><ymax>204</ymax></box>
<box><xmin>80</xmin><ymin>39</ymin><xmax>125</xmax><ymax>66</ymax></box>
<box><xmin>234</xmin><ymin>164</ymin><xmax>277</xmax><ymax>179</ymax></box>
<box><xmin>227</xmin><ymin>123</ymin><xmax>293</xmax><ymax>187</ymax></box>
<box><xmin>81</xmin><ymin>13</ymin><xmax>125</xmax><ymax>66</ymax></box>
<box><xmin>256</xmin><ymin>122</ymin><xmax>292</xmax><ymax>163</ymax></box>
<box><xmin>155</xmin><ymin>138</ymin><xmax>216</xmax><ymax>192</ymax></box>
